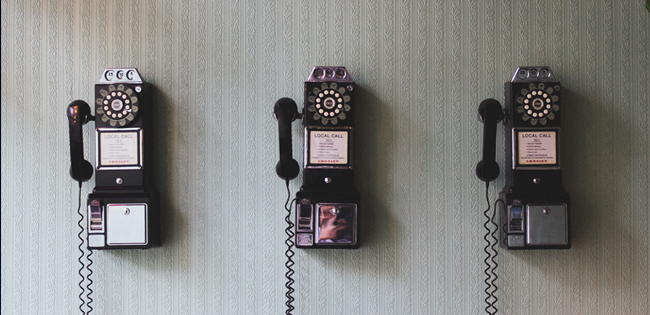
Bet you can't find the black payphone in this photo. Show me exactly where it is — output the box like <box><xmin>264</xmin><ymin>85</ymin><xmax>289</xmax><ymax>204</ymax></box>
<box><xmin>477</xmin><ymin>66</ymin><xmax>570</xmax><ymax>250</ymax></box>
<box><xmin>67</xmin><ymin>68</ymin><xmax>158</xmax><ymax>314</ymax></box>
<box><xmin>476</xmin><ymin>66</ymin><xmax>571</xmax><ymax>315</ymax></box>
<box><xmin>67</xmin><ymin>67</ymin><xmax>158</xmax><ymax>250</ymax></box>
<box><xmin>274</xmin><ymin>66</ymin><xmax>359</xmax><ymax>249</ymax></box>
<box><xmin>274</xmin><ymin>66</ymin><xmax>360</xmax><ymax>315</ymax></box>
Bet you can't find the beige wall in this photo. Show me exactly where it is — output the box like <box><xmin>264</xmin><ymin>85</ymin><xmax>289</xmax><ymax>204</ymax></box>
<box><xmin>1</xmin><ymin>0</ymin><xmax>649</xmax><ymax>314</ymax></box>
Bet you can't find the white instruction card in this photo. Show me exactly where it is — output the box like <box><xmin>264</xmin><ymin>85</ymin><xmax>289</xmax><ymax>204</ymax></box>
<box><xmin>518</xmin><ymin>131</ymin><xmax>557</xmax><ymax>165</ymax></box>
<box><xmin>100</xmin><ymin>131</ymin><xmax>140</xmax><ymax>166</ymax></box>
<box><xmin>309</xmin><ymin>130</ymin><xmax>348</xmax><ymax>164</ymax></box>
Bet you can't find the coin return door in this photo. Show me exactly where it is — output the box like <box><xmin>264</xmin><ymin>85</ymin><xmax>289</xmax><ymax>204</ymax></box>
<box><xmin>88</xmin><ymin>203</ymin><xmax>148</xmax><ymax>247</ymax></box>
<box><xmin>526</xmin><ymin>204</ymin><xmax>568</xmax><ymax>246</ymax></box>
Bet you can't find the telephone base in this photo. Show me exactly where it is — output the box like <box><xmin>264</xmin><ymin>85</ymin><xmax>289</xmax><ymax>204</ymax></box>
<box><xmin>86</xmin><ymin>189</ymin><xmax>158</xmax><ymax>250</ymax></box>
<box><xmin>499</xmin><ymin>191</ymin><xmax>570</xmax><ymax>250</ymax></box>
<box><xmin>295</xmin><ymin>190</ymin><xmax>359</xmax><ymax>249</ymax></box>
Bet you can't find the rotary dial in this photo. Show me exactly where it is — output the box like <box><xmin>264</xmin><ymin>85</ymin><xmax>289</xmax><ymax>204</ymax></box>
<box><xmin>307</xmin><ymin>82</ymin><xmax>351</xmax><ymax>125</ymax></box>
<box><xmin>516</xmin><ymin>83</ymin><xmax>560</xmax><ymax>126</ymax></box>
<box><xmin>95</xmin><ymin>84</ymin><xmax>139</xmax><ymax>126</ymax></box>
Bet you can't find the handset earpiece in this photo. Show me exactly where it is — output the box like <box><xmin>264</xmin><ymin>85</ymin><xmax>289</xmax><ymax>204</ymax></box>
<box><xmin>274</xmin><ymin>97</ymin><xmax>300</xmax><ymax>181</ymax></box>
<box><xmin>476</xmin><ymin>98</ymin><xmax>503</xmax><ymax>182</ymax></box>
<box><xmin>67</xmin><ymin>100</ymin><xmax>94</xmax><ymax>182</ymax></box>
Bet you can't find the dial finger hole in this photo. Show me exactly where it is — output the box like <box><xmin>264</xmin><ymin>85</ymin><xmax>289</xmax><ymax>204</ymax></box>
<box><xmin>335</xmin><ymin>93</ymin><xmax>340</xmax><ymax>97</ymax></box>
<box><xmin>533</xmin><ymin>113</ymin><xmax>538</xmax><ymax>117</ymax></box>
<box><xmin>543</xmin><ymin>109</ymin><xmax>549</xmax><ymax>114</ymax></box>
<box><xmin>319</xmin><ymin>93</ymin><xmax>324</xmax><ymax>97</ymax></box>
<box><xmin>118</xmin><ymin>113</ymin><xmax>123</xmax><ymax>118</ymax></box>
<box><xmin>527</xmin><ymin>110</ymin><xmax>532</xmax><ymax>114</ymax></box>
<box><xmin>316</xmin><ymin>104</ymin><xmax>321</xmax><ymax>108</ymax></box>
<box><xmin>107</xmin><ymin>110</ymin><xmax>112</xmax><ymax>115</ymax></box>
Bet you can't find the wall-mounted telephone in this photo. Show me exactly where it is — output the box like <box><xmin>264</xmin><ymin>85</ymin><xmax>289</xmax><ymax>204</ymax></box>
<box><xmin>274</xmin><ymin>66</ymin><xmax>359</xmax><ymax>249</ymax></box>
<box><xmin>67</xmin><ymin>68</ymin><xmax>158</xmax><ymax>250</ymax></box>
<box><xmin>274</xmin><ymin>67</ymin><xmax>359</xmax><ymax>314</ymax></box>
<box><xmin>476</xmin><ymin>66</ymin><xmax>572</xmax><ymax>315</ymax></box>
<box><xmin>477</xmin><ymin>66</ymin><xmax>571</xmax><ymax>250</ymax></box>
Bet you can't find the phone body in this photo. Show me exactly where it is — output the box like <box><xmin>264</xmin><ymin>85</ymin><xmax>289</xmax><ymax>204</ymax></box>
<box><xmin>499</xmin><ymin>66</ymin><xmax>570</xmax><ymax>249</ymax></box>
<box><xmin>67</xmin><ymin>68</ymin><xmax>158</xmax><ymax>249</ymax></box>
<box><xmin>275</xmin><ymin>67</ymin><xmax>360</xmax><ymax>249</ymax></box>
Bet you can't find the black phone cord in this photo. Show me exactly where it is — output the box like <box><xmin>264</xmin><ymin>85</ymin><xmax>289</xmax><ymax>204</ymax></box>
<box><xmin>76</xmin><ymin>182</ymin><xmax>94</xmax><ymax>315</ymax></box>
<box><xmin>283</xmin><ymin>180</ymin><xmax>297</xmax><ymax>315</ymax></box>
<box><xmin>483</xmin><ymin>181</ymin><xmax>499</xmax><ymax>315</ymax></box>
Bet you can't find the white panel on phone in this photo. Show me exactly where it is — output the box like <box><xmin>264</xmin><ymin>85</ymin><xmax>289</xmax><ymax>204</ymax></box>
<box><xmin>309</xmin><ymin>130</ymin><xmax>349</xmax><ymax>164</ymax></box>
<box><xmin>106</xmin><ymin>203</ymin><xmax>147</xmax><ymax>245</ymax></box>
<box><xmin>517</xmin><ymin>130</ymin><xmax>557</xmax><ymax>165</ymax></box>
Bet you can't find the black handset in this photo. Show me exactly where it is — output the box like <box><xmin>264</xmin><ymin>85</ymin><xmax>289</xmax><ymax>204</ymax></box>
<box><xmin>274</xmin><ymin>66</ymin><xmax>359</xmax><ymax>249</ymax></box>
<box><xmin>477</xmin><ymin>66</ymin><xmax>570</xmax><ymax>250</ymax></box>
<box><xmin>274</xmin><ymin>97</ymin><xmax>300</xmax><ymax>181</ymax></box>
<box><xmin>66</xmin><ymin>68</ymin><xmax>158</xmax><ymax>250</ymax></box>
<box><xmin>67</xmin><ymin>100</ymin><xmax>94</xmax><ymax>182</ymax></box>
<box><xmin>476</xmin><ymin>98</ymin><xmax>503</xmax><ymax>183</ymax></box>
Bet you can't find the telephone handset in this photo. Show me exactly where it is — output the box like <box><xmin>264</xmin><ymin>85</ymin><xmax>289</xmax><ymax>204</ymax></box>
<box><xmin>477</xmin><ymin>66</ymin><xmax>570</xmax><ymax>250</ymax></box>
<box><xmin>67</xmin><ymin>68</ymin><xmax>158</xmax><ymax>250</ymax></box>
<box><xmin>68</xmin><ymin>100</ymin><xmax>94</xmax><ymax>182</ymax></box>
<box><xmin>274</xmin><ymin>66</ymin><xmax>359</xmax><ymax>249</ymax></box>
<box><xmin>274</xmin><ymin>97</ymin><xmax>300</xmax><ymax>181</ymax></box>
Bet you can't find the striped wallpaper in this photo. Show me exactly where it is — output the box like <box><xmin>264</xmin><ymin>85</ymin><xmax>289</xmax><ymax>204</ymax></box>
<box><xmin>1</xmin><ymin>0</ymin><xmax>649</xmax><ymax>314</ymax></box>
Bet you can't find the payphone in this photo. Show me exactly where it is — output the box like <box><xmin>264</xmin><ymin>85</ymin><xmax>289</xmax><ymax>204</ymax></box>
<box><xmin>274</xmin><ymin>66</ymin><xmax>360</xmax><ymax>314</ymax></box>
<box><xmin>274</xmin><ymin>66</ymin><xmax>359</xmax><ymax>249</ymax></box>
<box><xmin>476</xmin><ymin>66</ymin><xmax>571</xmax><ymax>314</ymax></box>
<box><xmin>67</xmin><ymin>68</ymin><xmax>158</xmax><ymax>250</ymax></box>
<box><xmin>67</xmin><ymin>68</ymin><xmax>158</xmax><ymax>314</ymax></box>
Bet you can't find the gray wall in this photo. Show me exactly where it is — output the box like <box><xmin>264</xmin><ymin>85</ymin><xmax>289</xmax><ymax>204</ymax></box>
<box><xmin>2</xmin><ymin>0</ymin><xmax>649</xmax><ymax>314</ymax></box>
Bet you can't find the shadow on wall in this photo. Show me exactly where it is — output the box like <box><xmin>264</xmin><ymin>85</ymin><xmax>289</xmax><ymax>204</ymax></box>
<box><xmin>560</xmin><ymin>86</ymin><xmax>633</xmax><ymax>252</ymax></box>
<box><xmin>508</xmin><ymin>84</ymin><xmax>637</xmax><ymax>286</ymax></box>
<box><xmin>149</xmin><ymin>84</ymin><xmax>185</xmax><ymax>249</ymax></box>
<box><xmin>353</xmin><ymin>84</ymin><xmax>398</xmax><ymax>251</ymax></box>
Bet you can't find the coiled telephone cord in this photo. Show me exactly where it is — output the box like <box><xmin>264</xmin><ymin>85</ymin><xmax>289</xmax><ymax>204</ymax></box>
<box><xmin>283</xmin><ymin>180</ymin><xmax>297</xmax><ymax>315</ymax></box>
<box><xmin>76</xmin><ymin>182</ymin><xmax>94</xmax><ymax>315</ymax></box>
<box><xmin>483</xmin><ymin>182</ymin><xmax>499</xmax><ymax>315</ymax></box>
